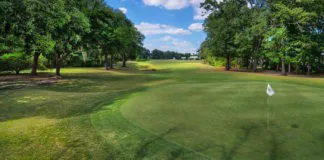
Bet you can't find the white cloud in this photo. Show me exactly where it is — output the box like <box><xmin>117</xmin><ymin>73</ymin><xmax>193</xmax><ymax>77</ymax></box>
<box><xmin>188</xmin><ymin>23</ymin><xmax>203</xmax><ymax>31</ymax></box>
<box><xmin>142</xmin><ymin>0</ymin><xmax>222</xmax><ymax>20</ymax></box>
<box><xmin>160</xmin><ymin>36</ymin><xmax>176</xmax><ymax>41</ymax></box>
<box><xmin>135</xmin><ymin>22</ymin><xmax>191</xmax><ymax>36</ymax></box>
<box><xmin>143</xmin><ymin>0</ymin><xmax>190</xmax><ymax>10</ymax></box>
<box><xmin>119</xmin><ymin>7</ymin><xmax>127</xmax><ymax>14</ymax></box>
<box><xmin>191</xmin><ymin>0</ymin><xmax>222</xmax><ymax>20</ymax></box>
<box><xmin>193</xmin><ymin>6</ymin><xmax>211</xmax><ymax>20</ymax></box>
<box><xmin>146</xmin><ymin>36</ymin><xmax>198</xmax><ymax>53</ymax></box>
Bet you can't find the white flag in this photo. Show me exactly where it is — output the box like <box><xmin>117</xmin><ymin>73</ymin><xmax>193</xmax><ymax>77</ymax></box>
<box><xmin>267</xmin><ymin>84</ymin><xmax>275</xmax><ymax>96</ymax></box>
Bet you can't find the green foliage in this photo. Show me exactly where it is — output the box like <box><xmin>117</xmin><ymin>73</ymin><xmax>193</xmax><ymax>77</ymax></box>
<box><xmin>200</xmin><ymin>0</ymin><xmax>323</xmax><ymax>74</ymax></box>
<box><xmin>35</xmin><ymin>54</ymin><xmax>48</xmax><ymax>70</ymax></box>
<box><xmin>136</xmin><ymin>47</ymin><xmax>151</xmax><ymax>60</ymax></box>
<box><xmin>53</xmin><ymin>3</ymin><xmax>91</xmax><ymax>75</ymax></box>
<box><xmin>0</xmin><ymin>52</ymin><xmax>30</xmax><ymax>74</ymax></box>
<box><xmin>205</xmin><ymin>56</ymin><xmax>225</xmax><ymax>67</ymax></box>
<box><xmin>151</xmin><ymin>49</ymin><xmax>192</xmax><ymax>60</ymax></box>
<box><xmin>0</xmin><ymin>0</ymin><xmax>146</xmax><ymax>75</ymax></box>
<box><xmin>135</xmin><ymin>57</ymin><xmax>148</xmax><ymax>62</ymax></box>
<box><xmin>202</xmin><ymin>0</ymin><xmax>246</xmax><ymax>70</ymax></box>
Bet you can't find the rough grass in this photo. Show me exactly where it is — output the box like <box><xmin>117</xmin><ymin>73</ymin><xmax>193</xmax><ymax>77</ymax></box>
<box><xmin>0</xmin><ymin>60</ymin><xmax>323</xmax><ymax>159</ymax></box>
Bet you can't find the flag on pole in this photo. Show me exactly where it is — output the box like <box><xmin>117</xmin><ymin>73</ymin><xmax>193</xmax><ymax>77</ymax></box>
<box><xmin>267</xmin><ymin>84</ymin><xmax>275</xmax><ymax>96</ymax></box>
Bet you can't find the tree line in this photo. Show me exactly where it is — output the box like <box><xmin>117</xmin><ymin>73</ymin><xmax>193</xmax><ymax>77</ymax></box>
<box><xmin>151</xmin><ymin>49</ymin><xmax>192</xmax><ymax>60</ymax></box>
<box><xmin>199</xmin><ymin>0</ymin><xmax>324</xmax><ymax>75</ymax></box>
<box><xmin>0</xmin><ymin>0</ymin><xmax>145</xmax><ymax>76</ymax></box>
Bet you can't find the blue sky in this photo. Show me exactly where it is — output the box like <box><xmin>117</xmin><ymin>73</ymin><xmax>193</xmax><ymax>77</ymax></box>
<box><xmin>106</xmin><ymin>0</ymin><xmax>210</xmax><ymax>54</ymax></box>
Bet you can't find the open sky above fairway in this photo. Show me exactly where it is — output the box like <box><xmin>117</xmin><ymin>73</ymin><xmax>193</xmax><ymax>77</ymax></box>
<box><xmin>106</xmin><ymin>0</ymin><xmax>211</xmax><ymax>54</ymax></box>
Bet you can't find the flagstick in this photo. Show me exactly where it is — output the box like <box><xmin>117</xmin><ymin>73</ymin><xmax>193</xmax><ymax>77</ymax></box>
<box><xmin>266</xmin><ymin>83</ymin><xmax>275</xmax><ymax>131</ymax></box>
<box><xmin>267</xmin><ymin>96</ymin><xmax>270</xmax><ymax>131</ymax></box>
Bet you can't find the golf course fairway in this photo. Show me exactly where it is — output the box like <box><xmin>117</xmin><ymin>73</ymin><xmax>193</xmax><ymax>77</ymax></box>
<box><xmin>1</xmin><ymin>61</ymin><xmax>324</xmax><ymax>159</ymax></box>
<box><xmin>91</xmin><ymin>61</ymin><xmax>324</xmax><ymax>160</ymax></box>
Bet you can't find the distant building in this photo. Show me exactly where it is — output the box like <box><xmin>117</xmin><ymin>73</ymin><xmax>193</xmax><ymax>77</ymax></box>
<box><xmin>189</xmin><ymin>55</ymin><xmax>199</xmax><ymax>60</ymax></box>
<box><xmin>181</xmin><ymin>57</ymin><xmax>186</xmax><ymax>60</ymax></box>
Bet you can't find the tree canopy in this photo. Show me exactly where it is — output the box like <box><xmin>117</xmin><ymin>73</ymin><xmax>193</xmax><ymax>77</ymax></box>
<box><xmin>0</xmin><ymin>0</ymin><xmax>146</xmax><ymax>75</ymax></box>
<box><xmin>200</xmin><ymin>0</ymin><xmax>324</xmax><ymax>75</ymax></box>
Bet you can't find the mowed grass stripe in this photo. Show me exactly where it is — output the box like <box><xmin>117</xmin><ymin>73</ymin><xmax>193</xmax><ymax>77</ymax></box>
<box><xmin>1</xmin><ymin>60</ymin><xmax>323</xmax><ymax>159</ymax></box>
<box><xmin>91</xmin><ymin>95</ymin><xmax>211</xmax><ymax>160</ymax></box>
<box><xmin>121</xmin><ymin>81</ymin><xmax>324</xmax><ymax>159</ymax></box>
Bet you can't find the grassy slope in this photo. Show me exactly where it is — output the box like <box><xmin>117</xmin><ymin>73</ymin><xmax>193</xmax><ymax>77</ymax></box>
<box><xmin>0</xmin><ymin>60</ymin><xmax>323</xmax><ymax>159</ymax></box>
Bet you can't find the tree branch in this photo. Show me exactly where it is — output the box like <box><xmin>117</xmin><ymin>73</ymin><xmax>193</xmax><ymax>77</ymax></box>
<box><xmin>0</xmin><ymin>49</ymin><xmax>15</xmax><ymax>55</ymax></box>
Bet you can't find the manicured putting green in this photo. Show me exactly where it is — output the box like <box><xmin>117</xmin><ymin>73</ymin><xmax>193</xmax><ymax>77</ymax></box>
<box><xmin>121</xmin><ymin>82</ymin><xmax>324</xmax><ymax>159</ymax></box>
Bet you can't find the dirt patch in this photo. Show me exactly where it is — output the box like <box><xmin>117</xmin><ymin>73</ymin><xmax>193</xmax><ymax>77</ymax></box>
<box><xmin>0</xmin><ymin>74</ymin><xmax>62</xmax><ymax>90</ymax></box>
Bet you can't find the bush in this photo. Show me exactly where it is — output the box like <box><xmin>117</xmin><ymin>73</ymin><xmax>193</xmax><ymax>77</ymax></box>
<box><xmin>136</xmin><ymin>56</ymin><xmax>149</xmax><ymax>62</ymax></box>
<box><xmin>205</xmin><ymin>56</ymin><xmax>226</xmax><ymax>67</ymax></box>
<box><xmin>37</xmin><ymin>54</ymin><xmax>48</xmax><ymax>70</ymax></box>
<box><xmin>231</xmin><ymin>57</ymin><xmax>240</xmax><ymax>69</ymax></box>
<box><xmin>0</xmin><ymin>52</ymin><xmax>31</xmax><ymax>74</ymax></box>
<box><xmin>0</xmin><ymin>60</ymin><xmax>10</xmax><ymax>72</ymax></box>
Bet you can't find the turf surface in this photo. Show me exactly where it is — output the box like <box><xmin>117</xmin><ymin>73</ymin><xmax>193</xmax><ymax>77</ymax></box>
<box><xmin>0</xmin><ymin>60</ymin><xmax>323</xmax><ymax>159</ymax></box>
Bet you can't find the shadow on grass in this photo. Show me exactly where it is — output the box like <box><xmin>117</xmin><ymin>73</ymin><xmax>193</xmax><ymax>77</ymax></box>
<box><xmin>170</xmin><ymin>148</ymin><xmax>185</xmax><ymax>160</ymax></box>
<box><xmin>269</xmin><ymin>131</ymin><xmax>285</xmax><ymax>160</ymax></box>
<box><xmin>43</xmin><ymin>74</ymin><xmax>158</xmax><ymax>93</ymax></box>
<box><xmin>220</xmin><ymin>124</ymin><xmax>257</xmax><ymax>160</ymax></box>
<box><xmin>53</xmin><ymin>139</ymin><xmax>84</xmax><ymax>160</ymax></box>
<box><xmin>0</xmin><ymin>67</ymin><xmax>171</xmax><ymax>122</ymax></box>
<box><xmin>0</xmin><ymin>86</ymin><xmax>148</xmax><ymax>122</ymax></box>
<box><xmin>135</xmin><ymin>126</ymin><xmax>179</xmax><ymax>159</ymax></box>
<box><xmin>219</xmin><ymin>124</ymin><xmax>286</xmax><ymax>160</ymax></box>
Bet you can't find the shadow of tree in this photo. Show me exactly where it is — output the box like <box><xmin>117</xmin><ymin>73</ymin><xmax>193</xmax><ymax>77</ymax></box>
<box><xmin>135</xmin><ymin>126</ymin><xmax>179</xmax><ymax>159</ymax></box>
<box><xmin>0</xmin><ymin>67</ymin><xmax>168</xmax><ymax>122</ymax></box>
<box><xmin>269</xmin><ymin>131</ymin><xmax>285</xmax><ymax>160</ymax></box>
<box><xmin>53</xmin><ymin>138</ymin><xmax>84</xmax><ymax>160</ymax></box>
<box><xmin>0</xmin><ymin>85</ymin><xmax>148</xmax><ymax>122</ymax></box>
<box><xmin>220</xmin><ymin>124</ymin><xmax>257</xmax><ymax>160</ymax></box>
<box><xmin>169</xmin><ymin>148</ymin><xmax>185</xmax><ymax>160</ymax></box>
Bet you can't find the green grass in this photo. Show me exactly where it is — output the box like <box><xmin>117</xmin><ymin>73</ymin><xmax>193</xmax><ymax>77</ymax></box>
<box><xmin>0</xmin><ymin>60</ymin><xmax>323</xmax><ymax>159</ymax></box>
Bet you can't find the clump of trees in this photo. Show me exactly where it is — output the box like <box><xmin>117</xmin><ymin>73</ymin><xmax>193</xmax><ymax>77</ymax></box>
<box><xmin>0</xmin><ymin>52</ymin><xmax>30</xmax><ymax>74</ymax></box>
<box><xmin>151</xmin><ymin>49</ymin><xmax>192</xmax><ymax>60</ymax></box>
<box><xmin>200</xmin><ymin>0</ymin><xmax>324</xmax><ymax>75</ymax></box>
<box><xmin>0</xmin><ymin>0</ymin><xmax>145</xmax><ymax>76</ymax></box>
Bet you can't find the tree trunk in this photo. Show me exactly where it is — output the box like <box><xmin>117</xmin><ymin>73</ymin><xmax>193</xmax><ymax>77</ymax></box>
<box><xmin>31</xmin><ymin>52</ymin><xmax>40</xmax><ymax>76</ymax></box>
<box><xmin>56</xmin><ymin>60</ymin><xmax>61</xmax><ymax>76</ymax></box>
<box><xmin>288</xmin><ymin>63</ymin><xmax>291</xmax><ymax>73</ymax></box>
<box><xmin>252</xmin><ymin>59</ymin><xmax>257</xmax><ymax>72</ymax></box>
<box><xmin>260</xmin><ymin>59</ymin><xmax>264</xmax><ymax>71</ymax></box>
<box><xmin>281</xmin><ymin>57</ymin><xmax>287</xmax><ymax>76</ymax></box>
<box><xmin>110</xmin><ymin>54</ymin><xmax>114</xmax><ymax>69</ymax></box>
<box><xmin>307</xmin><ymin>63</ymin><xmax>311</xmax><ymax>76</ymax></box>
<box><xmin>56</xmin><ymin>54</ymin><xmax>63</xmax><ymax>76</ymax></box>
<box><xmin>15</xmin><ymin>70</ymin><xmax>20</xmax><ymax>75</ymax></box>
<box><xmin>104</xmin><ymin>54</ymin><xmax>109</xmax><ymax>70</ymax></box>
<box><xmin>226</xmin><ymin>55</ymin><xmax>231</xmax><ymax>71</ymax></box>
<box><xmin>276</xmin><ymin>63</ymin><xmax>279</xmax><ymax>72</ymax></box>
<box><xmin>122</xmin><ymin>55</ymin><xmax>127</xmax><ymax>68</ymax></box>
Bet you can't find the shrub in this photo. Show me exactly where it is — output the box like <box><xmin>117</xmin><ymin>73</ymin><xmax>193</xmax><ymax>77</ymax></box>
<box><xmin>136</xmin><ymin>56</ymin><xmax>148</xmax><ymax>62</ymax></box>
<box><xmin>0</xmin><ymin>52</ymin><xmax>31</xmax><ymax>74</ymax></box>
<box><xmin>231</xmin><ymin>57</ymin><xmax>240</xmax><ymax>69</ymax></box>
<box><xmin>205</xmin><ymin>56</ymin><xmax>226</xmax><ymax>67</ymax></box>
<box><xmin>37</xmin><ymin>54</ymin><xmax>48</xmax><ymax>70</ymax></box>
